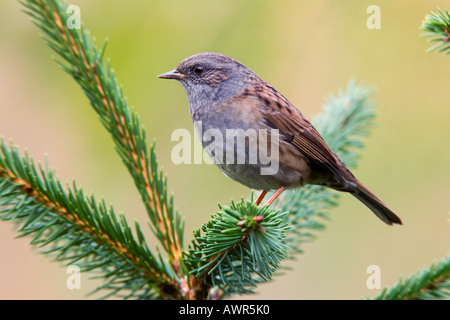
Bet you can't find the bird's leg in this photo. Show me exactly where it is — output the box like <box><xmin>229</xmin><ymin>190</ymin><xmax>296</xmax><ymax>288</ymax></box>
<box><xmin>262</xmin><ymin>186</ymin><xmax>287</xmax><ymax>206</ymax></box>
<box><xmin>254</xmin><ymin>190</ymin><xmax>268</xmax><ymax>205</ymax></box>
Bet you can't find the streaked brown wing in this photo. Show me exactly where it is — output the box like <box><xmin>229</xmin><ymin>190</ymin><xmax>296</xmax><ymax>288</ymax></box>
<box><xmin>249</xmin><ymin>82</ymin><xmax>346</xmax><ymax>183</ymax></box>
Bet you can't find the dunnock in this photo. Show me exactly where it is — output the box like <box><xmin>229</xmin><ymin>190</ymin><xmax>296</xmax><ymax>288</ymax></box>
<box><xmin>158</xmin><ymin>52</ymin><xmax>402</xmax><ymax>225</ymax></box>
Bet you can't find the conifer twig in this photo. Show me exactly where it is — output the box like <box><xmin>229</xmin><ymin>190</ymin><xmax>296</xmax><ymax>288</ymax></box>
<box><xmin>372</xmin><ymin>255</ymin><xmax>450</xmax><ymax>300</ymax></box>
<box><xmin>421</xmin><ymin>7</ymin><xmax>450</xmax><ymax>54</ymax></box>
<box><xmin>0</xmin><ymin>140</ymin><xmax>171</xmax><ymax>299</ymax></box>
<box><xmin>20</xmin><ymin>0</ymin><xmax>184</xmax><ymax>266</ymax></box>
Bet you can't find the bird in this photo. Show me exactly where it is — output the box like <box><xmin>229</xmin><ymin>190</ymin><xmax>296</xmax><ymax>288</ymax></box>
<box><xmin>158</xmin><ymin>52</ymin><xmax>402</xmax><ymax>225</ymax></box>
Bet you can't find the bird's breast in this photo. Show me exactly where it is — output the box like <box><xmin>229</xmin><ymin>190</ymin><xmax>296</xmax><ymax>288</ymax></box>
<box><xmin>189</xmin><ymin>100</ymin><xmax>311</xmax><ymax>191</ymax></box>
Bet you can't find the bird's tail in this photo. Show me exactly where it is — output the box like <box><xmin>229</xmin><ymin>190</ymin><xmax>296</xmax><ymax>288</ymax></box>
<box><xmin>348</xmin><ymin>181</ymin><xmax>402</xmax><ymax>225</ymax></box>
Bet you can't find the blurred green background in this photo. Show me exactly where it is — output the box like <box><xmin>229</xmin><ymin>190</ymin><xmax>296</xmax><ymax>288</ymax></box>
<box><xmin>0</xmin><ymin>0</ymin><xmax>448</xmax><ymax>299</ymax></box>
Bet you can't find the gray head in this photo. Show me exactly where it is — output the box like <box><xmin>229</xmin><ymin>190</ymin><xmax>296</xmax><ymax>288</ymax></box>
<box><xmin>158</xmin><ymin>53</ymin><xmax>255</xmax><ymax>111</ymax></box>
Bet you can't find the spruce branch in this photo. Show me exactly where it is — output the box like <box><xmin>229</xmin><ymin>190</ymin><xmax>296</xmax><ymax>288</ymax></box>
<box><xmin>0</xmin><ymin>139</ymin><xmax>173</xmax><ymax>299</ymax></box>
<box><xmin>372</xmin><ymin>255</ymin><xmax>450</xmax><ymax>300</ymax></box>
<box><xmin>19</xmin><ymin>0</ymin><xmax>184</xmax><ymax>266</ymax></box>
<box><xmin>421</xmin><ymin>8</ymin><xmax>450</xmax><ymax>54</ymax></box>
<box><xmin>185</xmin><ymin>200</ymin><xmax>289</xmax><ymax>298</ymax></box>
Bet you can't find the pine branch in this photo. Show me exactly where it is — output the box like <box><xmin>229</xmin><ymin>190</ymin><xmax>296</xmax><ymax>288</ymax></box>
<box><xmin>19</xmin><ymin>0</ymin><xmax>184</xmax><ymax>266</ymax></box>
<box><xmin>371</xmin><ymin>255</ymin><xmax>450</xmax><ymax>300</ymax></box>
<box><xmin>421</xmin><ymin>8</ymin><xmax>450</xmax><ymax>54</ymax></box>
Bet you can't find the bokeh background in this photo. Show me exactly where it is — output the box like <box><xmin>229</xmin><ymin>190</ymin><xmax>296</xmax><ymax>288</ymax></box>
<box><xmin>0</xmin><ymin>0</ymin><xmax>448</xmax><ymax>299</ymax></box>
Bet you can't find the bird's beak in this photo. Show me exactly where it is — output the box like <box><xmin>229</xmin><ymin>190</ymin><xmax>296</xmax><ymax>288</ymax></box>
<box><xmin>157</xmin><ymin>69</ymin><xmax>187</xmax><ymax>80</ymax></box>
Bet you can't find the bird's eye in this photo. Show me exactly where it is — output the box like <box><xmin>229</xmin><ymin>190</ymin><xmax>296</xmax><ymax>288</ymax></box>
<box><xmin>193</xmin><ymin>66</ymin><xmax>204</xmax><ymax>75</ymax></box>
